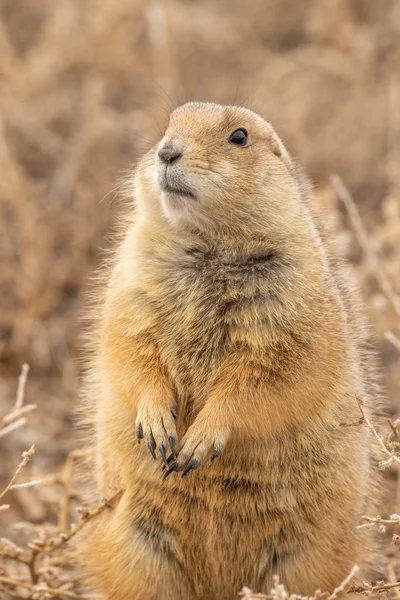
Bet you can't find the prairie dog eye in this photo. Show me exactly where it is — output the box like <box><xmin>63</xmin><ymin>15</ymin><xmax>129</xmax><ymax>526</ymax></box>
<box><xmin>228</xmin><ymin>128</ymin><xmax>248</xmax><ymax>146</ymax></box>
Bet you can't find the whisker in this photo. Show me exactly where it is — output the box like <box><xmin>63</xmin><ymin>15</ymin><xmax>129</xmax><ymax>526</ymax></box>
<box><xmin>153</xmin><ymin>84</ymin><xmax>177</xmax><ymax>112</ymax></box>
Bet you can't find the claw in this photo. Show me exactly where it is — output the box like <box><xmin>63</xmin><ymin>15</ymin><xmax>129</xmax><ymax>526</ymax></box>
<box><xmin>159</xmin><ymin>442</ymin><xmax>168</xmax><ymax>468</ymax></box>
<box><xmin>182</xmin><ymin>460</ymin><xmax>200</xmax><ymax>478</ymax></box>
<box><xmin>162</xmin><ymin>462</ymin><xmax>178</xmax><ymax>481</ymax></box>
<box><xmin>136</xmin><ymin>423</ymin><xmax>143</xmax><ymax>444</ymax></box>
<box><xmin>147</xmin><ymin>440</ymin><xmax>156</xmax><ymax>460</ymax></box>
<box><xmin>171</xmin><ymin>407</ymin><xmax>178</xmax><ymax>420</ymax></box>
<box><xmin>210</xmin><ymin>448</ymin><xmax>222</xmax><ymax>463</ymax></box>
<box><xmin>161</xmin><ymin>453</ymin><xmax>175</xmax><ymax>473</ymax></box>
<box><xmin>169</xmin><ymin>435</ymin><xmax>176</xmax><ymax>457</ymax></box>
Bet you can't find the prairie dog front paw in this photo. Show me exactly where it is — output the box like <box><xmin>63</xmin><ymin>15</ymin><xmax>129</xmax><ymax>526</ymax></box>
<box><xmin>136</xmin><ymin>399</ymin><xmax>178</xmax><ymax>467</ymax></box>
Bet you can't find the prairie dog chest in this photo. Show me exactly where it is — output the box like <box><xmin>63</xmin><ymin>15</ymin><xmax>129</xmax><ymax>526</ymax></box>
<box><xmin>151</xmin><ymin>254</ymin><xmax>231</xmax><ymax>387</ymax></box>
<box><xmin>131</xmin><ymin>241</ymin><xmax>278</xmax><ymax>392</ymax></box>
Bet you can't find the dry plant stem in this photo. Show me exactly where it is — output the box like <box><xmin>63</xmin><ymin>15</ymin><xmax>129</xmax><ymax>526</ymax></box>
<box><xmin>359</xmin><ymin>582</ymin><xmax>400</xmax><ymax>593</ymax></box>
<box><xmin>329</xmin><ymin>565</ymin><xmax>359</xmax><ymax>599</ymax></box>
<box><xmin>238</xmin><ymin>569</ymin><xmax>400</xmax><ymax>599</ymax></box>
<box><xmin>0</xmin><ymin>363</ymin><xmax>35</xmax><ymax>439</ymax></box>
<box><xmin>0</xmin><ymin>575</ymin><xmax>82</xmax><ymax>599</ymax></box>
<box><xmin>31</xmin><ymin>488</ymin><xmax>123</xmax><ymax>552</ymax></box>
<box><xmin>15</xmin><ymin>363</ymin><xmax>30</xmax><ymax>409</ymax></box>
<box><xmin>0</xmin><ymin>404</ymin><xmax>37</xmax><ymax>429</ymax></box>
<box><xmin>331</xmin><ymin>175</ymin><xmax>400</xmax><ymax>318</ymax></box>
<box><xmin>57</xmin><ymin>449</ymin><xmax>89</xmax><ymax>532</ymax></box>
<box><xmin>0</xmin><ymin>487</ymin><xmax>123</xmax><ymax>596</ymax></box>
<box><xmin>10</xmin><ymin>478</ymin><xmax>43</xmax><ymax>490</ymax></box>
<box><xmin>238</xmin><ymin>565</ymin><xmax>361</xmax><ymax>599</ymax></box>
<box><xmin>0</xmin><ymin>416</ymin><xmax>27</xmax><ymax>438</ymax></box>
<box><xmin>358</xmin><ymin>514</ymin><xmax>400</xmax><ymax>526</ymax></box>
<box><xmin>1</xmin><ymin>540</ymin><xmax>39</xmax><ymax>584</ymax></box>
<box><xmin>28</xmin><ymin>549</ymin><xmax>39</xmax><ymax>585</ymax></box>
<box><xmin>0</xmin><ymin>447</ymin><xmax>95</xmax><ymax>592</ymax></box>
<box><xmin>388</xmin><ymin>418</ymin><xmax>400</xmax><ymax>443</ymax></box>
<box><xmin>388</xmin><ymin>559</ymin><xmax>400</xmax><ymax>578</ymax></box>
<box><xmin>0</xmin><ymin>445</ymin><xmax>35</xmax><ymax>500</ymax></box>
<box><xmin>386</xmin><ymin>78</ymin><xmax>400</xmax><ymax>198</ymax></box>
<box><xmin>355</xmin><ymin>395</ymin><xmax>400</xmax><ymax>466</ymax></box>
<box><xmin>35</xmin><ymin>448</ymin><xmax>91</xmax><ymax>529</ymax></box>
<box><xmin>0</xmin><ymin>576</ymin><xmax>37</xmax><ymax>593</ymax></box>
<box><xmin>0</xmin><ymin>537</ymin><xmax>30</xmax><ymax>561</ymax></box>
<box><xmin>387</xmin><ymin>559</ymin><xmax>400</xmax><ymax>600</ymax></box>
<box><xmin>385</xmin><ymin>330</ymin><xmax>400</xmax><ymax>352</ymax></box>
<box><xmin>239</xmin><ymin>591</ymin><xmax>268</xmax><ymax>599</ymax></box>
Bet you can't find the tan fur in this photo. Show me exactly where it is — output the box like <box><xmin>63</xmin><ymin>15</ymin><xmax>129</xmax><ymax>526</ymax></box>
<box><xmin>81</xmin><ymin>102</ymin><xmax>379</xmax><ymax>599</ymax></box>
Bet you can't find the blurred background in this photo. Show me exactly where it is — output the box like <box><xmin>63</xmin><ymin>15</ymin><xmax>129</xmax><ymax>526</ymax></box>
<box><xmin>0</xmin><ymin>0</ymin><xmax>399</xmax><ymax>586</ymax></box>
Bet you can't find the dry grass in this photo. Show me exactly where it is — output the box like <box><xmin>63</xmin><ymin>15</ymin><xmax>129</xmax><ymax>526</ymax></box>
<box><xmin>0</xmin><ymin>0</ymin><xmax>399</xmax><ymax>598</ymax></box>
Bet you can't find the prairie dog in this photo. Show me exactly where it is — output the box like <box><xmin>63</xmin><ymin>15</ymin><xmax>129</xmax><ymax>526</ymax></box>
<box><xmin>82</xmin><ymin>102</ymin><xmax>378</xmax><ymax>600</ymax></box>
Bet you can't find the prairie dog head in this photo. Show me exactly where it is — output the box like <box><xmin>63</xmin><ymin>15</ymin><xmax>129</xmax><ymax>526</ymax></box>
<box><xmin>135</xmin><ymin>102</ymin><xmax>306</xmax><ymax>237</ymax></box>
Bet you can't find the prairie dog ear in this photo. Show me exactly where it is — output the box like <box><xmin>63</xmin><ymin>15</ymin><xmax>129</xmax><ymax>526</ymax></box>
<box><xmin>269</xmin><ymin>133</ymin><xmax>283</xmax><ymax>157</ymax></box>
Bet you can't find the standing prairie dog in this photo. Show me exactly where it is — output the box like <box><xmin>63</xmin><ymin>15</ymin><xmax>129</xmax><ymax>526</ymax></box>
<box><xmin>82</xmin><ymin>102</ymin><xmax>379</xmax><ymax>600</ymax></box>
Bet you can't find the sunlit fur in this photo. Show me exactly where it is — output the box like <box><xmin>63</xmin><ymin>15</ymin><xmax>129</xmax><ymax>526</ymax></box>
<box><xmin>81</xmin><ymin>102</ymin><xmax>380</xmax><ymax>600</ymax></box>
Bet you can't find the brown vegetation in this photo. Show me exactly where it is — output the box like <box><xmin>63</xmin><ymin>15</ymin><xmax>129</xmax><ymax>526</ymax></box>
<box><xmin>0</xmin><ymin>0</ymin><xmax>399</xmax><ymax>598</ymax></box>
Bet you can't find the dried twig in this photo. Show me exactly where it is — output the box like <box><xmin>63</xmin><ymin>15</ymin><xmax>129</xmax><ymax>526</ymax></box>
<box><xmin>0</xmin><ymin>417</ymin><xmax>29</xmax><ymax>438</ymax></box>
<box><xmin>357</xmin><ymin>514</ymin><xmax>400</xmax><ymax>529</ymax></box>
<box><xmin>239</xmin><ymin>589</ymin><xmax>269</xmax><ymax>599</ymax></box>
<box><xmin>0</xmin><ymin>363</ymin><xmax>36</xmax><ymax>438</ymax></box>
<box><xmin>57</xmin><ymin>449</ymin><xmax>89</xmax><ymax>533</ymax></box>
<box><xmin>0</xmin><ymin>404</ymin><xmax>37</xmax><ymax>429</ymax></box>
<box><xmin>388</xmin><ymin>419</ymin><xmax>400</xmax><ymax>443</ymax></box>
<box><xmin>15</xmin><ymin>363</ymin><xmax>30</xmax><ymax>409</ymax></box>
<box><xmin>356</xmin><ymin>581</ymin><xmax>400</xmax><ymax>594</ymax></box>
<box><xmin>331</xmin><ymin>175</ymin><xmax>400</xmax><ymax>318</ymax></box>
<box><xmin>0</xmin><ymin>575</ymin><xmax>83</xmax><ymax>599</ymax></box>
<box><xmin>0</xmin><ymin>445</ymin><xmax>36</xmax><ymax>501</ymax></box>
<box><xmin>385</xmin><ymin>330</ymin><xmax>400</xmax><ymax>353</ymax></box>
<box><xmin>10</xmin><ymin>478</ymin><xmax>43</xmax><ymax>490</ymax></box>
<box><xmin>355</xmin><ymin>396</ymin><xmax>400</xmax><ymax>466</ymax></box>
<box><xmin>239</xmin><ymin>566</ymin><xmax>361</xmax><ymax>600</ymax></box>
<box><xmin>1</xmin><ymin>456</ymin><xmax>122</xmax><ymax>597</ymax></box>
<box><xmin>30</xmin><ymin>488</ymin><xmax>123</xmax><ymax>553</ymax></box>
<box><xmin>330</xmin><ymin>565</ymin><xmax>359</xmax><ymax>599</ymax></box>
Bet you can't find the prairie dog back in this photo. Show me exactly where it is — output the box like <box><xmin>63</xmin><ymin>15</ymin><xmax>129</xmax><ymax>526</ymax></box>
<box><xmin>82</xmin><ymin>102</ymin><xmax>379</xmax><ymax>600</ymax></box>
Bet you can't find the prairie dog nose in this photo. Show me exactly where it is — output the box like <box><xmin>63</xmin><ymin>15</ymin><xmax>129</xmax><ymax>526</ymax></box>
<box><xmin>158</xmin><ymin>144</ymin><xmax>182</xmax><ymax>165</ymax></box>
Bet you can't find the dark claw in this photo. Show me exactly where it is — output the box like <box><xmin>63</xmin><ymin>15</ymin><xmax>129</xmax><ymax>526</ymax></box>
<box><xmin>210</xmin><ymin>448</ymin><xmax>222</xmax><ymax>463</ymax></box>
<box><xmin>171</xmin><ymin>407</ymin><xmax>178</xmax><ymax>420</ymax></box>
<box><xmin>162</xmin><ymin>462</ymin><xmax>178</xmax><ymax>481</ymax></box>
<box><xmin>136</xmin><ymin>423</ymin><xmax>143</xmax><ymax>444</ymax></box>
<box><xmin>159</xmin><ymin>442</ymin><xmax>168</xmax><ymax>468</ymax></box>
<box><xmin>182</xmin><ymin>460</ymin><xmax>200</xmax><ymax>478</ymax></box>
<box><xmin>169</xmin><ymin>435</ymin><xmax>176</xmax><ymax>457</ymax></box>
<box><xmin>147</xmin><ymin>440</ymin><xmax>156</xmax><ymax>460</ymax></box>
<box><xmin>161</xmin><ymin>453</ymin><xmax>175</xmax><ymax>473</ymax></box>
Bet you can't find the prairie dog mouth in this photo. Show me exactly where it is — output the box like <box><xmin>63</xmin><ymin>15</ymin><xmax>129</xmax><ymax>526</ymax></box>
<box><xmin>162</xmin><ymin>183</ymin><xmax>196</xmax><ymax>199</ymax></box>
<box><xmin>158</xmin><ymin>168</ymin><xmax>196</xmax><ymax>199</ymax></box>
